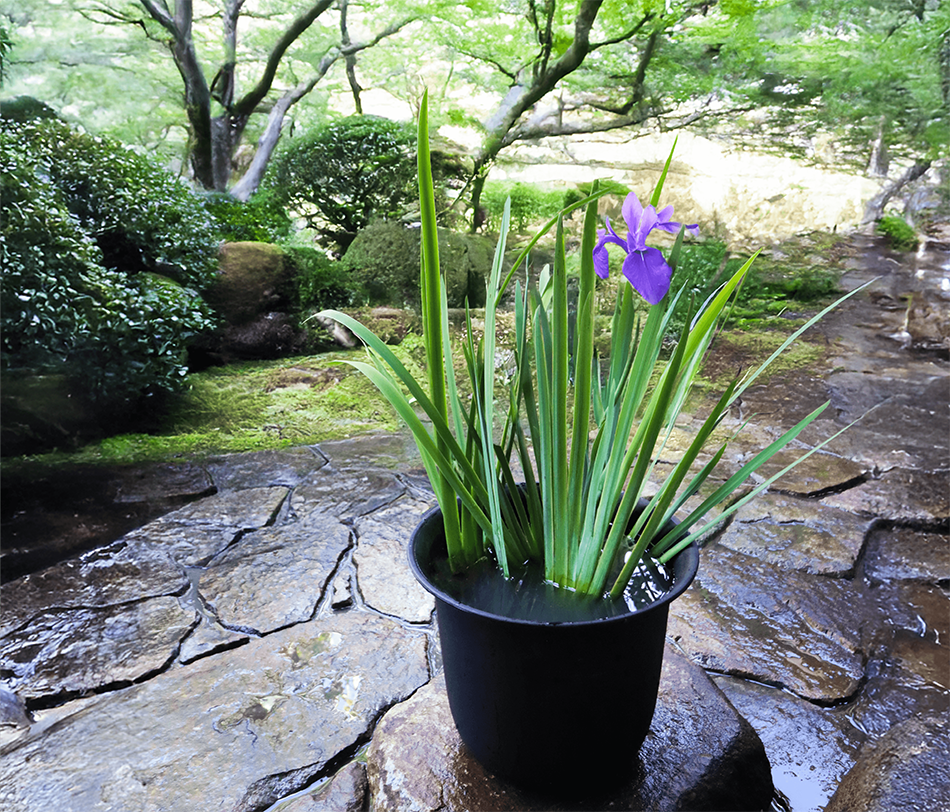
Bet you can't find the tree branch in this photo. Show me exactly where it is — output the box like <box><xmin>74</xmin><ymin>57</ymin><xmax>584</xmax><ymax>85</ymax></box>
<box><xmin>230</xmin><ymin>52</ymin><xmax>340</xmax><ymax>201</ymax></box>
<box><xmin>234</xmin><ymin>0</ymin><xmax>335</xmax><ymax>117</ymax></box>
<box><xmin>137</xmin><ymin>0</ymin><xmax>175</xmax><ymax>33</ymax></box>
<box><xmin>587</xmin><ymin>29</ymin><xmax>660</xmax><ymax>115</ymax></box>
<box><xmin>589</xmin><ymin>12</ymin><xmax>654</xmax><ymax>51</ymax></box>
<box><xmin>861</xmin><ymin>161</ymin><xmax>932</xmax><ymax>225</ymax></box>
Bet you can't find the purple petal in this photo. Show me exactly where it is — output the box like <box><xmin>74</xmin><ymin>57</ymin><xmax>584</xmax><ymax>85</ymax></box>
<box><xmin>621</xmin><ymin>192</ymin><xmax>644</xmax><ymax>234</ymax></box>
<box><xmin>593</xmin><ymin>243</ymin><xmax>611</xmax><ymax>278</ymax></box>
<box><xmin>655</xmin><ymin>204</ymin><xmax>700</xmax><ymax>237</ymax></box>
<box><xmin>621</xmin><ymin>248</ymin><xmax>671</xmax><ymax>305</ymax></box>
<box><xmin>593</xmin><ymin>219</ymin><xmax>628</xmax><ymax>278</ymax></box>
<box><xmin>628</xmin><ymin>205</ymin><xmax>658</xmax><ymax>251</ymax></box>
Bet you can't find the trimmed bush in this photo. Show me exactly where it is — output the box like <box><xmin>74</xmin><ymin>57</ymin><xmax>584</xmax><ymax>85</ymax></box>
<box><xmin>268</xmin><ymin>115</ymin><xmax>417</xmax><ymax>252</ymax></box>
<box><xmin>481</xmin><ymin>180</ymin><xmax>572</xmax><ymax>232</ymax></box>
<box><xmin>284</xmin><ymin>246</ymin><xmax>363</xmax><ymax>311</ymax></box>
<box><xmin>1</xmin><ymin>118</ymin><xmax>217</xmax><ymax>407</ymax></box>
<box><xmin>342</xmin><ymin>221</ymin><xmax>493</xmax><ymax>308</ymax></box>
<box><xmin>203</xmin><ymin>189</ymin><xmax>292</xmax><ymax>243</ymax></box>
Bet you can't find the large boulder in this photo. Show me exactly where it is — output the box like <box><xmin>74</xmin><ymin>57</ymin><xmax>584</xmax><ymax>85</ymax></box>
<box><xmin>195</xmin><ymin>242</ymin><xmax>310</xmax><ymax>363</ymax></box>
<box><xmin>824</xmin><ymin>716</ymin><xmax>949</xmax><ymax>812</ymax></box>
<box><xmin>205</xmin><ymin>242</ymin><xmax>296</xmax><ymax>324</ymax></box>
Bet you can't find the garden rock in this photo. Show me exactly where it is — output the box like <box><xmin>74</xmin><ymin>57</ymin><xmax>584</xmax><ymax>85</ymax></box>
<box><xmin>197</xmin><ymin>241</ymin><xmax>311</xmax><ymax>362</ymax></box>
<box><xmin>216</xmin><ymin>309</ymin><xmax>311</xmax><ymax>361</ymax></box>
<box><xmin>366</xmin><ymin>650</ymin><xmax>773</xmax><ymax>812</ymax></box>
<box><xmin>277</xmin><ymin>762</ymin><xmax>368</xmax><ymax>811</ymax></box>
<box><xmin>824</xmin><ymin>716</ymin><xmax>950</xmax><ymax>812</ymax></box>
<box><xmin>206</xmin><ymin>242</ymin><xmax>294</xmax><ymax>324</ymax></box>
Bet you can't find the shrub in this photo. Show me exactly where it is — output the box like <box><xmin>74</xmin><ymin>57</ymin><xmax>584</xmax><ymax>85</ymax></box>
<box><xmin>876</xmin><ymin>215</ymin><xmax>918</xmax><ymax>250</ymax></box>
<box><xmin>203</xmin><ymin>189</ymin><xmax>292</xmax><ymax>243</ymax></box>
<box><xmin>342</xmin><ymin>221</ymin><xmax>493</xmax><ymax>308</ymax></box>
<box><xmin>284</xmin><ymin>246</ymin><xmax>363</xmax><ymax>311</ymax></box>
<box><xmin>268</xmin><ymin>115</ymin><xmax>417</xmax><ymax>252</ymax></box>
<box><xmin>1</xmin><ymin>118</ymin><xmax>217</xmax><ymax>406</ymax></box>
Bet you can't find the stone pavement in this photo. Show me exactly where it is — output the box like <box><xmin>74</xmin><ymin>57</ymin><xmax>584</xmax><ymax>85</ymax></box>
<box><xmin>1</xmin><ymin>238</ymin><xmax>948</xmax><ymax>811</ymax></box>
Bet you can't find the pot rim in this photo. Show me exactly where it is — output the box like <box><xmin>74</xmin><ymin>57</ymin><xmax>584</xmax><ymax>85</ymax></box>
<box><xmin>408</xmin><ymin>500</ymin><xmax>700</xmax><ymax>628</ymax></box>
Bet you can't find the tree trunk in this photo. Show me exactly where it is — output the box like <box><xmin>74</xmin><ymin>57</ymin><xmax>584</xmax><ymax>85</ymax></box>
<box><xmin>861</xmin><ymin>160</ymin><xmax>932</xmax><ymax>227</ymax></box>
<box><xmin>866</xmin><ymin>115</ymin><xmax>889</xmax><ymax>178</ymax></box>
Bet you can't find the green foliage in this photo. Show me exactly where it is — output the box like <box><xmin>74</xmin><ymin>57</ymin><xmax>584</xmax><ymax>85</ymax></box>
<box><xmin>1</xmin><ymin>118</ymin><xmax>217</xmax><ymax>405</ymax></box>
<box><xmin>268</xmin><ymin>115</ymin><xmax>417</xmax><ymax>251</ymax></box>
<box><xmin>204</xmin><ymin>190</ymin><xmax>292</xmax><ymax>243</ymax></box>
<box><xmin>564</xmin><ymin>180</ymin><xmax>631</xmax><ymax>210</ymax></box>
<box><xmin>68</xmin><ymin>272</ymin><xmax>217</xmax><ymax>402</ymax></box>
<box><xmin>481</xmin><ymin>181</ymin><xmax>571</xmax><ymax>232</ymax></box>
<box><xmin>876</xmin><ymin>215</ymin><xmax>918</xmax><ymax>251</ymax></box>
<box><xmin>341</xmin><ymin>221</ymin><xmax>417</xmax><ymax>306</ymax></box>
<box><xmin>284</xmin><ymin>246</ymin><xmax>363</xmax><ymax>311</ymax></box>
<box><xmin>659</xmin><ymin>240</ymin><xmax>840</xmax><ymax>337</ymax></box>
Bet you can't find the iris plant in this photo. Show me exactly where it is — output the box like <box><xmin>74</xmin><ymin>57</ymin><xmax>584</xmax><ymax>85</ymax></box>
<box><xmin>321</xmin><ymin>93</ymin><xmax>865</xmax><ymax>601</ymax></box>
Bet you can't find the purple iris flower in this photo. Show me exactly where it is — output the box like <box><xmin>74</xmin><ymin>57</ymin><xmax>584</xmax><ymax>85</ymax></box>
<box><xmin>592</xmin><ymin>192</ymin><xmax>699</xmax><ymax>305</ymax></box>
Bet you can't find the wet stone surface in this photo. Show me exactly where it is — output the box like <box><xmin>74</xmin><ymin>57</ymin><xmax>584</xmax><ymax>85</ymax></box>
<box><xmin>713</xmin><ymin>675</ymin><xmax>867</xmax><ymax>812</ymax></box>
<box><xmin>367</xmin><ymin>652</ymin><xmax>773</xmax><ymax>812</ymax></box>
<box><xmin>1</xmin><ymin>237</ymin><xmax>948</xmax><ymax>811</ymax></box>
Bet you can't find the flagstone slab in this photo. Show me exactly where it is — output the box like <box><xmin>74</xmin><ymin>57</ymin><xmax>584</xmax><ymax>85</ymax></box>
<box><xmin>714</xmin><ymin>675</ymin><xmax>867</xmax><ymax>811</ymax></box>
<box><xmin>863</xmin><ymin>526</ymin><xmax>950</xmax><ymax>583</ymax></box>
<box><xmin>122</xmin><ymin>486</ymin><xmax>290</xmax><ymax>566</ymax></box>
<box><xmin>822</xmin><ymin>468</ymin><xmax>949</xmax><ymax>524</ymax></box>
<box><xmin>110</xmin><ymin>461</ymin><xmax>215</xmax><ymax>504</ymax></box>
<box><xmin>292</xmin><ymin>467</ymin><xmax>408</xmax><ymax>523</ymax></box>
<box><xmin>717</xmin><ymin>491</ymin><xmax>873</xmax><ymax>575</ymax></box>
<box><xmin>0</xmin><ymin>597</ymin><xmax>197</xmax><ymax>700</ymax></box>
<box><xmin>668</xmin><ymin>545</ymin><xmax>868</xmax><ymax>702</ymax></box>
<box><xmin>0</xmin><ymin>610</ymin><xmax>429</xmax><ymax>812</ymax></box>
<box><xmin>752</xmin><ymin>448</ymin><xmax>866</xmax><ymax>495</ymax></box>
<box><xmin>199</xmin><ymin>514</ymin><xmax>352</xmax><ymax>634</ymax></box>
<box><xmin>203</xmin><ymin>447</ymin><xmax>326</xmax><ymax>491</ymax></box>
<box><xmin>353</xmin><ymin>497</ymin><xmax>436</xmax><ymax>622</ymax></box>
<box><xmin>0</xmin><ymin>539</ymin><xmax>187</xmax><ymax>638</ymax></box>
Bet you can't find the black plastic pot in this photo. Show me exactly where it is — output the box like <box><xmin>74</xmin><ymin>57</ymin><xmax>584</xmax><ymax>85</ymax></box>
<box><xmin>408</xmin><ymin>503</ymin><xmax>699</xmax><ymax>794</ymax></box>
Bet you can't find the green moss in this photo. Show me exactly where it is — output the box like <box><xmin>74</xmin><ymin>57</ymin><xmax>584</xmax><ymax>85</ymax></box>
<box><xmin>690</xmin><ymin>328</ymin><xmax>828</xmax><ymax>407</ymax></box>
<box><xmin>20</xmin><ymin>345</ymin><xmax>427</xmax><ymax>466</ymax></box>
<box><xmin>876</xmin><ymin>215</ymin><xmax>918</xmax><ymax>251</ymax></box>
